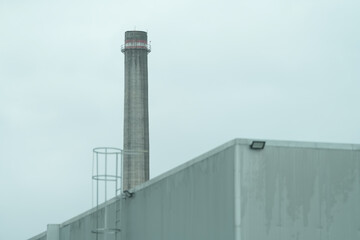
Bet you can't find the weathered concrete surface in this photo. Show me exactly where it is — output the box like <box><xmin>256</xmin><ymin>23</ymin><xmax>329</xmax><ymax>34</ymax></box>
<box><xmin>46</xmin><ymin>225</ymin><xmax>60</xmax><ymax>240</ymax></box>
<box><xmin>235</xmin><ymin>139</ymin><xmax>360</xmax><ymax>240</ymax></box>
<box><xmin>28</xmin><ymin>139</ymin><xmax>360</xmax><ymax>240</ymax></box>
<box><xmin>122</xmin><ymin>30</ymin><xmax>150</xmax><ymax>191</ymax></box>
<box><xmin>28</xmin><ymin>232</ymin><xmax>46</xmax><ymax>240</ymax></box>
<box><xmin>122</xmin><ymin>143</ymin><xmax>235</xmax><ymax>240</ymax></box>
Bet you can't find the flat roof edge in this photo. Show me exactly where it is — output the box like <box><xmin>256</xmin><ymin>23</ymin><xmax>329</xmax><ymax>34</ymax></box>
<box><xmin>60</xmin><ymin>197</ymin><xmax>118</xmax><ymax>227</ymax></box>
<box><xmin>40</xmin><ymin>138</ymin><xmax>359</xmax><ymax>234</ymax></box>
<box><xmin>132</xmin><ymin>139</ymin><xmax>238</xmax><ymax>192</ymax></box>
<box><xmin>28</xmin><ymin>231</ymin><xmax>46</xmax><ymax>240</ymax></box>
<box><xmin>52</xmin><ymin>139</ymin><xmax>238</xmax><ymax>228</ymax></box>
<box><xmin>131</xmin><ymin>138</ymin><xmax>360</xmax><ymax>193</ymax></box>
<box><xmin>234</xmin><ymin>138</ymin><xmax>360</xmax><ymax>150</ymax></box>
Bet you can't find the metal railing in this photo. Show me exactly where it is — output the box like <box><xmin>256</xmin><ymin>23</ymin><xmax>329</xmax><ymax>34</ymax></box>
<box><xmin>91</xmin><ymin>147</ymin><xmax>148</xmax><ymax>239</ymax></box>
<box><xmin>92</xmin><ymin>147</ymin><xmax>122</xmax><ymax>238</ymax></box>
<box><xmin>121</xmin><ymin>42</ymin><xmax>151</xmax><ymax>52</ymax></box>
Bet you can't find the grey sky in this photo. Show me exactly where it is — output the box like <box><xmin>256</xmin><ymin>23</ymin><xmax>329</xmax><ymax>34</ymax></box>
<box><xmin>1</xmin><ymin>0</ymin><xmax>359</xmax><ymax>239</ymax></box>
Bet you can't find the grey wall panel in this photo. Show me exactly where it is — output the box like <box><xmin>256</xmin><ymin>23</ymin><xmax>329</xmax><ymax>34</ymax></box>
<box><xmin>57</xmin><ymin>201</ymin><xmax>119</xmax><ymax>240</ymax></box>
<box><xmin>28</xmin><ymin>232</ymin><xmax>46</xmax><ymax>240</ymax></box>
<box><xmin>59</xmin><ymin>225</ymin><xmax>70</xmax><ymax>240</ymax></box>
<box><xmin>123</xmin><ymin>145</ymin><xmax>235</xmax><ymax>240</ymax></box>
<box><xmin>28</xmin><ymin>139</ymin><xmax>360</xmax><ymax>240</ymax></box>
<box><xmin>28</xmin><ymin>143</ymin><xmax>236</xmax><ymax>240</ymax></box>
<box><xmin>238</xmin><ymin>144</ymin><xmax>360</xmax><ymax>240</ymax></box>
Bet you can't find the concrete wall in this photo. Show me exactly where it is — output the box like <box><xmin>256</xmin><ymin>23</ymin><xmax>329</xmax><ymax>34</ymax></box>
<box><xmin>122</xmin><ymin>143</ymin><xmax>235</xmax><ymax>240</ymax></box>
<box><xmin>29</xmin><ymin>140</ymin><xmax>236</xmax><ymax>240</ymax></box>
<box><xmin>29</xmin><ymin>200</ymin><xmax>118</xmax><ymax>240</ymax></box>
<box><xmin>235</xmin><ymin>139</ymin><xmax>360</xmax><ymax>240</ymax></box>
<box><xmin>29</xmin><ymin>139</ymin><xmax>360</xmax><ymax>240</ymax></box>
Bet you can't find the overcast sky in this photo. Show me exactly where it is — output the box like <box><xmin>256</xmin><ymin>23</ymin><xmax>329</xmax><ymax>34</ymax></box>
<box><xmin>1</xmin><ymin>0</ymin><xmax>359</xmax><ymax>239</ymax></box>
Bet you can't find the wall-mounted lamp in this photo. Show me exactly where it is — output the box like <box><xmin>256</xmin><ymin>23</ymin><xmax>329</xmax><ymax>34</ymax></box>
<box><xmin>250</xmin><ymin>141</ymin><xmax>266</xmax><ymax>150</ymax></box>
<box><xmin>123</xmin><ymin>190</ymin><xmax>134</xmax><ymax>198</ymax></box>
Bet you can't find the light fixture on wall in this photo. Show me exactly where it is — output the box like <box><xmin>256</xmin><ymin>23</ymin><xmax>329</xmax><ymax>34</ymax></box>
<box><xmin>250</xmin><ymin>141</ymin><xmax>266</xmax><ymax>150</ymax></box>
<box><xmin>123</xmin><ymin>190</ymin><xmax>134</xmax><ymax>198</ymax></box>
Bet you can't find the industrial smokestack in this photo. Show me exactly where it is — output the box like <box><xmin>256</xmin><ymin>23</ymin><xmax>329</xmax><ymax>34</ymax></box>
<box><xmin>121</xmin><ymin>31</ymin><xmax>150</xmax><ymax>191</ymax></box>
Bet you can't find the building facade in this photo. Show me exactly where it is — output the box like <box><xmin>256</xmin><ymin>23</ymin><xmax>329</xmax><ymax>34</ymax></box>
<box><xmin>29</xmin><ymin>139</ymin><xmax>360</xmax><ymax>240</ymax></box>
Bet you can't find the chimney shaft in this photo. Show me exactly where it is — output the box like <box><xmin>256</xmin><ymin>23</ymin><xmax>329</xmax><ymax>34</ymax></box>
<box><xmin>122</xmin><ymin>31</ymin><xmax>150</xmax><ymax>191</ymax></box>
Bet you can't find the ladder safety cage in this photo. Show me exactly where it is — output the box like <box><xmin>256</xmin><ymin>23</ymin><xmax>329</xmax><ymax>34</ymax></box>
<box><xmin>92</xmin><ymin>147</ymin><xmax>122</xmax><ymax>238</ymax></box>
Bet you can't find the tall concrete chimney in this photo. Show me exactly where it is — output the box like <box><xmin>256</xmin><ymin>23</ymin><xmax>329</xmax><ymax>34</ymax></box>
<box><xmin>121</xmin><ymin>31</ymin><xmax>150</xmax><ymax>191</ymax></box>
